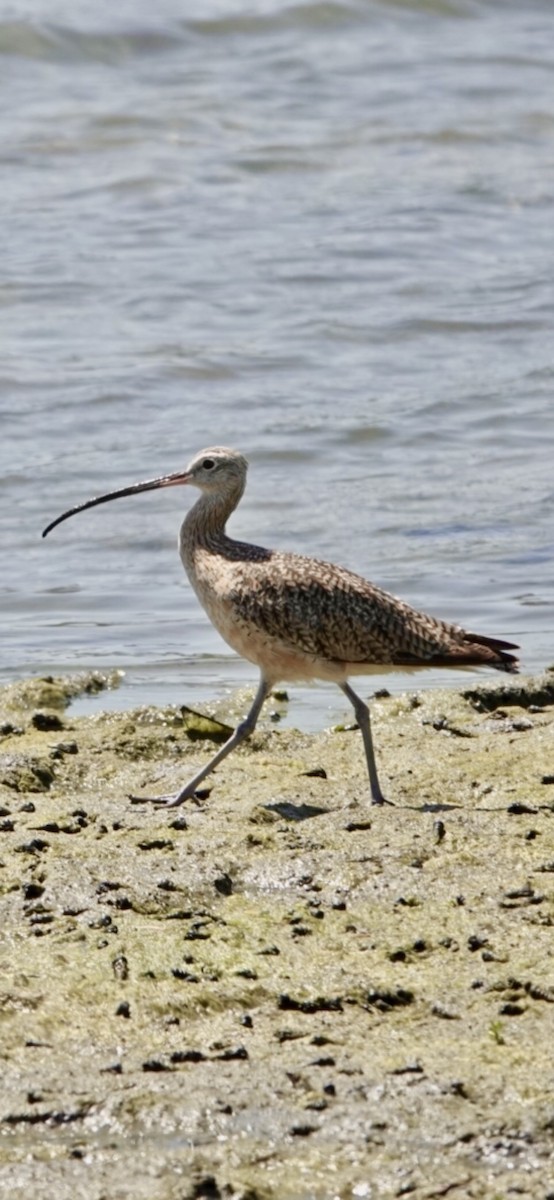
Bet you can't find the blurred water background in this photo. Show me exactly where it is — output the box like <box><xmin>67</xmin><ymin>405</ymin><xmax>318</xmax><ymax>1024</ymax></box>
<box><xmin>2</xmin><ymin>0</ymin><xmax>553</xmax><ymax>729</ymax></box>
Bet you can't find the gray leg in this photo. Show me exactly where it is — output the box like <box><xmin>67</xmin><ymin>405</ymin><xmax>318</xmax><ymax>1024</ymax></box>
<box><xmin>131</xmin><ymin>675</ymin><xmax>272</xmax><ymax>808</ymax></box>
<box><xmin>340</xmin><ymin>682</ymin><xmax>391</xmax><ymax>806</ymax></box>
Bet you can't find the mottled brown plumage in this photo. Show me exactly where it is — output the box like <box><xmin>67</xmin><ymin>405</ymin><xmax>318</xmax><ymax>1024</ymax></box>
<box><xmin>43</xmin><ymin>445</ymin><xmax>519</xmax><ymax>807</ymax></box>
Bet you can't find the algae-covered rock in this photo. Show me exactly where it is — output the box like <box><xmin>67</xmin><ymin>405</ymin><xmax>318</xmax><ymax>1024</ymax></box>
<box><xmin>0</xmin><ymin>752</ymin><xmax>55</xmax><ymax>792</ymax></box>
<box><xmin>0</xmin><ymin>670</ymin><xmax>123</xmax><ymax>717</ymax></box>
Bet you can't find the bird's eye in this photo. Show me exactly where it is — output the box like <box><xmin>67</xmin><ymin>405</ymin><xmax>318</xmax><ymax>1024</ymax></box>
<box><xmin>202</xmin><ymin>458</ymin><xmax>215</xmax><ymax>470</ymax></box>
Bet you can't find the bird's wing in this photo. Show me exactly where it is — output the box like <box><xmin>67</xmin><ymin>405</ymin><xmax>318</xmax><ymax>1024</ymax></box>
<box><xmin>226</xmin><ymin>549</ymin><xmax>518</xmax><ymax>670</ymax></box>
<box><xmin>227</xmin><ymin>552</ymin><xmax>460</xmax><ymax>666</ymax></box>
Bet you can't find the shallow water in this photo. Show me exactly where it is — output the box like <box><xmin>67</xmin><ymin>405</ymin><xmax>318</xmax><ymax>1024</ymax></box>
<box><xmin>2</xmin><ymin>0</ymin><xmax>553</xmax><ymax>728</ymax></box>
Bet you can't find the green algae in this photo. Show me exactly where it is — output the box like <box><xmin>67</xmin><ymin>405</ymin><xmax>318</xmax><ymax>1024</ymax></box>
<box><xmin>0</xmin><ymin>672</ymin><xmax>553</xmax><ymax>1199</ymax></box>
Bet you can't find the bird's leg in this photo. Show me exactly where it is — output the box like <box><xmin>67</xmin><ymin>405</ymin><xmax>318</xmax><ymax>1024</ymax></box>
<box><xmin>339</xmin><ymin>682</ymin><xmax>391</xmax><ymax>806</ymax></box>
<box><xmin>131</xmin><ymin>675</ymin><xmax>272</xmax><ymax>808</ymax></box>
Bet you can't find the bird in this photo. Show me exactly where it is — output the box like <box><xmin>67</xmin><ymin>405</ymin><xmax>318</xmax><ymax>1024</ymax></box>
<box><xmin>42</xmin><ymin>446</ymin><xmax>519</xmax><ymax>807</ymax></box>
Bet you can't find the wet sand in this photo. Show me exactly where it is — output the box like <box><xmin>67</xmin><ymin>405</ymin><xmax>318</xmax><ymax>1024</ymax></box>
<box><xmin>1</xmin><ymin>671</ymin><xmax>553</xmax><ymax>1199</ymax></box>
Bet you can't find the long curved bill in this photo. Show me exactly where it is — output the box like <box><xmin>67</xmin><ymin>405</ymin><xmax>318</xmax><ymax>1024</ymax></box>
<box><xmin>42</xmin><ymin>468</ymin><xmax>192</xmax><ymax>538</ymax></box>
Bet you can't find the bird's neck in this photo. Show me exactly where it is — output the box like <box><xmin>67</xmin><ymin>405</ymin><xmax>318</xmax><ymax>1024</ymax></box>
<box><xmin>180</xmin><ymin>484</ymin><xmax>243</xmax><ymax>555</ymax></box>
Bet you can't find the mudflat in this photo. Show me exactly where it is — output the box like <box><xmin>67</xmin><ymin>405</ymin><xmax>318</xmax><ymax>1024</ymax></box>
<box><xmin>1</xmin><ymin>671</ymin><xmax>553</xmax><ymax>1200</ymax></box>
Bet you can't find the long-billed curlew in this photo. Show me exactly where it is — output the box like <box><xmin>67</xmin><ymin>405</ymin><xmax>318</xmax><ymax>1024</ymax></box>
<box><xmin>43</xmin><ymin>446</ymin><xmax>518</xmax><ymax>806</ymax></box>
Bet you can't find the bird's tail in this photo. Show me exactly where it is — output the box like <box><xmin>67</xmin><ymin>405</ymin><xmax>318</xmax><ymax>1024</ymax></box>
<box><xmin>462</xmin><ymin>632</ymin><xmax>519</xmax><ymax>673</ymax></box>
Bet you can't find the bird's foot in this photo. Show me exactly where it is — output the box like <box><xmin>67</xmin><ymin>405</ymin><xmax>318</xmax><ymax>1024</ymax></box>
<box><xmin>129</xmin><ymin>789</ymin><xmax>193</xmax><ymax>808</ymax></box>
<box><xmin>371</xmin><ymin>792</ymin><xmax>394</xmax><ymax>807</ymax></box>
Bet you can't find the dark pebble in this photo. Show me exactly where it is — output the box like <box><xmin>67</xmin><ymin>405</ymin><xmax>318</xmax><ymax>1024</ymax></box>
<box><xmin>31</xmin><ymin>712</ymin><xmax>64</xmax><ymax>731</ymax></box>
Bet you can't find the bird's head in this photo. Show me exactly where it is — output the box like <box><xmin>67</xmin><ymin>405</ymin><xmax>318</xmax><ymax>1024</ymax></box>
<box><xmin>42</xmin><ymin>446</ymin><xmax>248</xmax><ymax>537</ymax></box>
<box><xmin>183</xmin><ymin>447</ymin><xmax>249</xmax><ymax>494</ymax></box>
